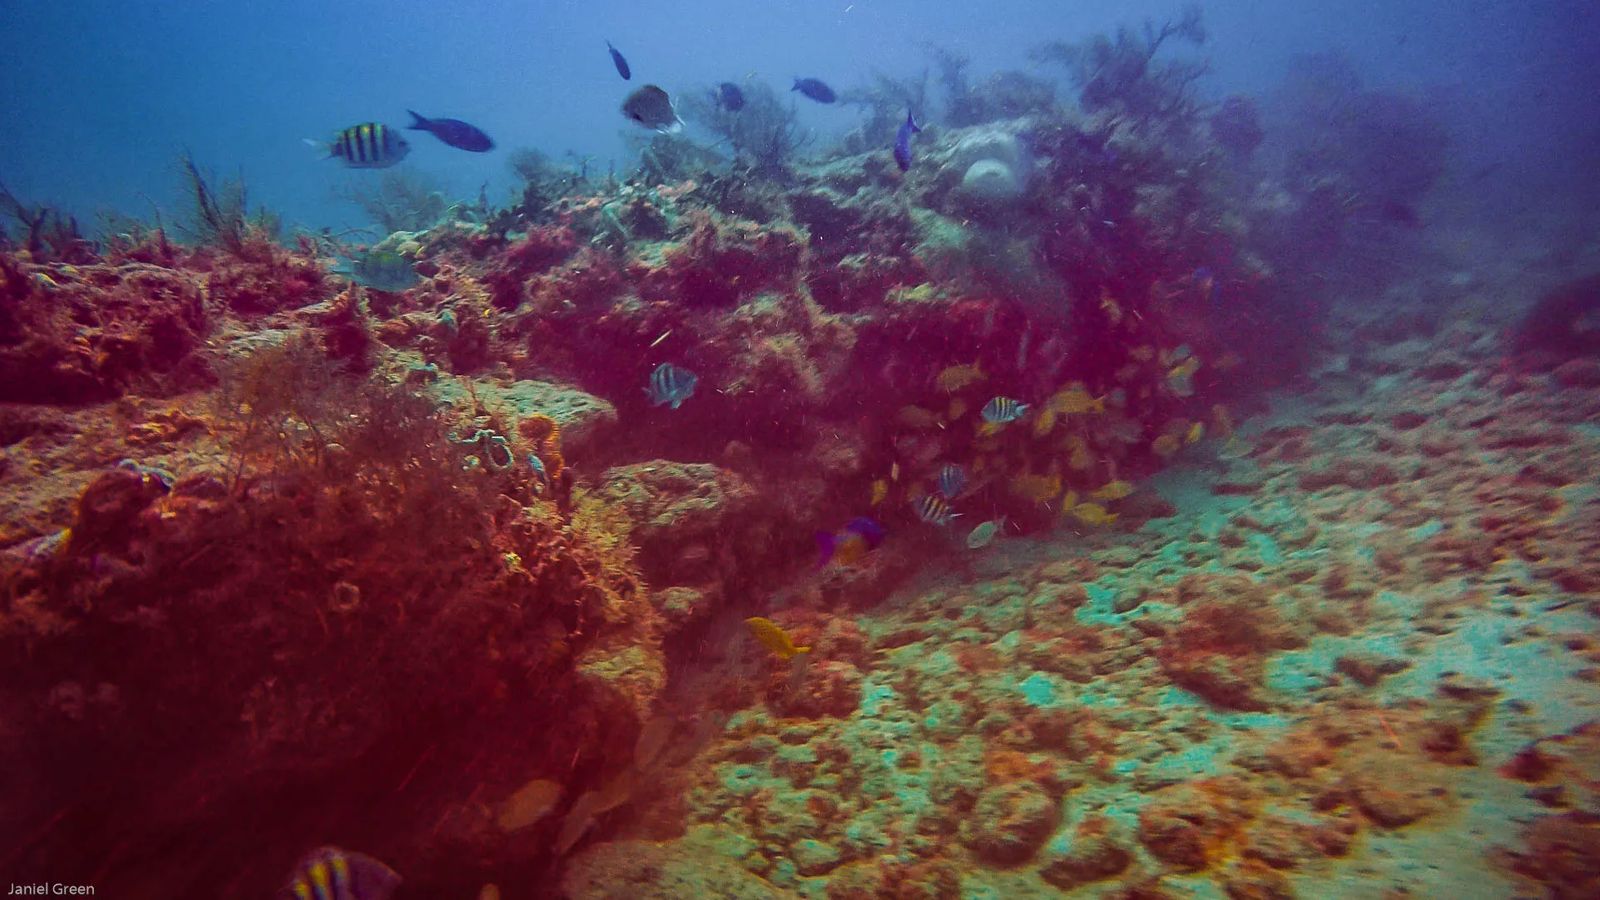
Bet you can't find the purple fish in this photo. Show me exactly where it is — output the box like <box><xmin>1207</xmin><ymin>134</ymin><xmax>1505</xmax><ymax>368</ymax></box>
<box><xmin>406</xmin><ymin>111</ymin><xmax>494</xmax><ymax>152</ymax></box>
<box><xmin>893</xmin><ymin>109</ymin><xmax>922</xmax><ymax>172</ymax></box>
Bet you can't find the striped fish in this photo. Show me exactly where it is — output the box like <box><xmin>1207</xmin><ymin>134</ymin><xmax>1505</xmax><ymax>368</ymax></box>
<box><xmin>647</xmin><ymin>362</ymin><xmax>698</xmax><ymax>409</ymax></box>
<box><xmin>282</xmin><ymin>846</ymin><xmax>400</xmax><ymax>900</ymax></box>
<box><xmin>914</xmin><ymin>493</ymin><xmax>958</xmax><ymax>526</ymax></box>
<box><xmin>322</xmin><ymin>123</ymin><xmax>410</xmax><ymax>169</ymax></box>
<box><xmin>981</xmin><ymin>396</ymin><xmax>1028</xmax><ymax>425</ymax></box>
<box><xmin>937</xmin><ymin>463</ymin><xmax>966</xmax><ymax>500</ymax></box>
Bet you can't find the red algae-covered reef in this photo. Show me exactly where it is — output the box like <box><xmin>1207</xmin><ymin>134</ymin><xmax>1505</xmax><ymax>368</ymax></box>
<box><xmin>4</xmin><ymin>8</ymin><xmax>1597</xmax><ymax>900</ymax></box>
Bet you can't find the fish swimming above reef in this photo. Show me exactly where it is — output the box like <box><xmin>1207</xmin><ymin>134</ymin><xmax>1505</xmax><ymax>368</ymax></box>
<box><xmin>716</xmin><ymin>82</ymin><xmax>745</xmax><ymax>111</ymax></box>
<box><xmin>746</xmin><ymin>617</ymin><xmax>810</xmax><ymax>660</ymax></box>
<box><xmin>646</xmin><ymin>361</ymin><xmax>697</xmax><ymax>408</ymax></box>
<box><xmin>280</xmin><ymin>846</ymin><xmax>400</xmax><ymax>900</ymax></box>
<box><xmin>981</xmin><ymin>396</ymin><xmax>1029</xmax><ymax>425</ymax></box>
<box><xmin>621</xmin><ymin>85</ymin><xmax>682</xmax><ymax>132</ymax></box>
<box><xmin>966</xmin><ymin>517</ymin><xmax>1005</xmax><ymax>549</ymax></box>
<box><xmin>606</xmin><ymin>40</ymin><xmax>631</xmax><ymax>80</ymax></box>
<box><xmin>333</xmin><ymin>248</ymin><xmax>419</xmax><ymax>292</ymax></box>
<box><xmin>315</xmin><ymin>123</ymin><xmax>409</xmax><ymax>168</ymax></box>
<box><xmin>937</xmin><ymin>463</ymin><xmax>966</xmax><ymax>500</ymax></box>
<box><xmin>936</xmin><ymin>362</ymin><xmax>986</xmax><ymax>393</ymax></box>
<box><xmin>914</xmin><ymin>492</ymin><xmax>958</xmax><ymax>526</ymax></box>
<box><xmin>816</xmin><ymin>515</ymin><xmax>885</xmax><ymax>567</ymax></box>
<box><xmin>405</xmin><ymin>110</ymin><xmax>494</xmax><ymax>152</ymax></box>
<box><xmin>792</xmin><ymin>77</ymin><xmax>836</xmax><ymax>103</ymax></box>
<box><xmin>893</xmin><ymin>108</ymin><xmax>922</xmax><ymax>172</ymax></box>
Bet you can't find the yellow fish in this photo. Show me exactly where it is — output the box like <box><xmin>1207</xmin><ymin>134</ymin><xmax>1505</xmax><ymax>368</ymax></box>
<box><xmin>1091</xmin><ymin>480</ymin><xmax>1133</xmax><ymax>501</ymax></box>
<box><xmin>1012</xmin><ymin>472</ymin><xmax>1062</xmax><ymax>503</ymax></box>
<box><xmin>1070</xmin><ymin>502</ymin><xmax>1118</xmax><ymax>526</ymax></box>
<box><xmin>1185</xmin><ymin>421</ymin><xmax>1206</xmax><ymax>444</ymax></box>
<box><xmin>870</xmin><ymin>479</ymin><xmax>888</xmax><ymax>506</ymax></box>
<box><xmin>1169</xmin><ymin>357</ymin><xmax>1201</xmax><ymax>380</ymax></box>
<box><xmin>1047</xmin><ymin>387</ymin><xmax>1105</xmax><ymax>416</ymax></box>
<box><xmin>948</xmin><ymin>397</ymin><xmax>969</xmax><ymax>420</ymax></box>
<box><xmin>1058</xmin><ymin>489</ymin><xmax>1079</xmax><ymax>514</ymax></box>
<box><xmin>1068</xmin><ymin>443</ymin><xmax>1093</xmax><ymax>471</ymax></box>
<box><xmin>1152</xmin><ymin>434</ymin><xmax>1181</xmax><ymax>457</ymax></box>
<box><xmin>1031</xmin><ymin>406</ymin><xmax>1058</xmax><ymax>437</ymax></box>
<box><xmin>745</xmin><ymin>617</ymin><xmax>810</xmax><ymax>660</ymax></box>
<box><xmin>936</xmin><ymin>362</ymin><xmax>986</xmax><ymax>393</ymax></box>
<box><xmin>896</xmin><ymin>406</ymin><xmax>940</xmax><ymax>429</ymax></box>
<box><xmin>1099</xmin><ymin>291</ymin><xmax>1124</xmax><ymax>325</ymax></box>
<box><xmin>1212</xmin><ymin>404</ymin><xmax>1235</xmax><ymax>439</ymax></box>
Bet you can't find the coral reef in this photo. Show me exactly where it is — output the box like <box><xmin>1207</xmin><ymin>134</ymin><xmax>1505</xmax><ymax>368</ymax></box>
<box><xmin>1</xmin><ymin>8</ymin><xmax>1587</xmax><ymax>899</ymax></box>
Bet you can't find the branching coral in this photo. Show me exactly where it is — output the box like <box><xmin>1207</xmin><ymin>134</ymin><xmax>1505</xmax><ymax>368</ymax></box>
<box><xmin>679</xmin><ymin>80</ymin><xmax>813</xmax><ymax>179</ymax></box>
<box><xmin>178</xmin><ymin>151</ymin><xmax>279</xmax><ymax>260</ymax></box>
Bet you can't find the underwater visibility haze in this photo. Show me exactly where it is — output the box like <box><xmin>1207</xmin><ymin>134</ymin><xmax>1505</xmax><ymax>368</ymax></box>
<box><xmin>3</xmin><ymin>1</ymin><xmax>1600</xmax><ymax>897</ymax></box>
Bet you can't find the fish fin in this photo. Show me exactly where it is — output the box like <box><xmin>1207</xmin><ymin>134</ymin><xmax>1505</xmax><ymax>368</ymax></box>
<box><xmin>303</xmin><ymin>137</ymin><xmax>335</xmax><ymax>158</ymax></box>
<box><xmin>814</xmin><ymin>532</ymin><xmax>836</xmax><ymax>568</ymax></box>
<box><xmin>907</xmin><ymin>109</ymin><xmax>922</xmax><ymax>132</ymax></box>
<box><xmin>405</xmin><ymin>110</ymin><xmax>430</xmax><ymax>131</ymax></box>
<box><xmin>670</xmin><ymin>397</ymin><xmax>683</xmax><ymax>409</ymax></box>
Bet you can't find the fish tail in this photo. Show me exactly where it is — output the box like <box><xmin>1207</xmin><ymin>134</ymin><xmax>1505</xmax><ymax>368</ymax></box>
<box><xmin>907</xmin><ymin>109</ymin><xmax>922</xmax><ymax>132</ymax></box>
<box><xmin>406</xmin><ymin>110</ymin><xmax>430</xmax><ymax>131</ymax></box>
<box><xmin>303</xmin><ymin>137</ymin><xmax>334</xmax><ymax>158</ymax></box>
<box><xmin>814</xmin><ymin>531</ymin><xmax>836</xmax><ymax>568</ymax></box>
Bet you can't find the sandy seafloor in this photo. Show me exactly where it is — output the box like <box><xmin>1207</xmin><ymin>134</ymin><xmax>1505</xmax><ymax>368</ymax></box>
<box><xmin>562</xmin><ymin>254</ymin><xmax>1600</xmax><ymax>899</ymax></box>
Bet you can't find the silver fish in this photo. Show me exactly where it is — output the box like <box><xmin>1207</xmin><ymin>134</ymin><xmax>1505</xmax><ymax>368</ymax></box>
<box><xmin>621</xmin><ymin>85</ymin><xmax>681</xmax><ymax>132</ymax></box>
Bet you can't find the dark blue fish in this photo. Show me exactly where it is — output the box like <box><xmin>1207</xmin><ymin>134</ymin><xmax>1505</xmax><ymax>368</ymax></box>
<box><xmin>716</xmin><ymin>82</ymin><xmax>746</xmax><ymax>112</ymax></box>
<box><xmin>607</xmin><ymin>41</ymin><xmax>631</xmax><ymax>80</ymax></box>
<box><xmin>937</xmin><ymin>463</ymin><xmax>965</xmax><ymax>500</ymax></box>
<box><xmin>792</xmin><ymin>77</ymin><xmax>836</xmax><ymax>104</ymax></box>
<box><xmin>981</xmin><ymin>396</ymin><xmax>1028</xmax><ymax>425</ymax></box>
<box><xmin>814</xmin><ymin>515</ymin><xmax>885</xmax><ymax>567</ymax></box>
<box><xmin>406</xmin><ymin>111</ymin><xmax>494</xmax><ymax>152</ymax></box>
<box><xmin>914</xmin><ymin>493</ymin><xmax>958</xmax><ymax>526</ymax></box>
<box><xmin>281</xmin><ymin>846</ymin><xmax>400</xmax><ymax>900</ymax></box>
<box><xmin>1194</xmin><ymin>266</ymin><xmax>1221</xmax><ymax>305</ymax></box>
<box><xmin>647</xmin><ymin>362</ymin><xmax>697</xmax><ymax>409</ymax></box>
<box><xmin>893</xmin><ymin>109</ymin><xmax>922</xmax><ymax>172</ymax></box>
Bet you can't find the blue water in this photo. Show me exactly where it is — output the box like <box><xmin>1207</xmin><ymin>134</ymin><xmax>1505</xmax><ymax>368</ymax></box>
<box><xmin>5</xmin><ymin>1</ymin><xmax>1596</xmax><ymax>233</ymax></box>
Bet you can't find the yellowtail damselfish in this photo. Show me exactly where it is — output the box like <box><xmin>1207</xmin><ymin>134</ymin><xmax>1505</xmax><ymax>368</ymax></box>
<box><xmin>316</xmin><ymin>123</ymin><xmax>410</xmax><ymax>169</ymax></box>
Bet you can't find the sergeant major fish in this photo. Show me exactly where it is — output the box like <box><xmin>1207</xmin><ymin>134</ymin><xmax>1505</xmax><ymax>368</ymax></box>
<box><xmin>981</xmin><ymin>396</ymin><xmax>1028</xmax><ymax>425</ymax></box>
<box><xmin>333</xmin><ymin>248</ymin><xmax>419</xmax><ymax>293</ymax></box>
<box><xmin>647</xmin><ymin>362</ymin><xmax>697</xmax><ymax>408</ymax></box>
<box><xmin>315</xmin><ymin>123</ymin><xmax>409</xmax><ymax>169</ymax></box>
<box><xmin>937</xmin><ymin>463</ymin><xmax>966</xmax><ymax>500</ymax></box>
<box><xmin>280</xmin><ymin>846</ymin><xmax>400</xmax><ymax>900</ymax></box>
<box><xmin>914</xmin><ymin>493</ymin><xmax>958</xmax><ymax>526</ymax></box>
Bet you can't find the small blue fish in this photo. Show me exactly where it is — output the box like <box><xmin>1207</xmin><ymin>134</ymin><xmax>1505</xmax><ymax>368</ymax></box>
<box><xmin>316</xmin><ymin>123</ymin><xmax>409</xmax><ymax>169</ymax></box>
<box><xmin>607</xmin><ymin>41</ymin><xmax>631</xmax><ymax>80</ymax></box>
<box><xmin>334</xmin><ymin>249</ymin><xmax>420</xmax><ymax>293</ymax></box>
<box><xmin>981</xmin><ymin>396</ymin><xmax>1028</xmax><ymax>425</ymax></box>
<box><xmin>914</xmin><ymin>493</ymin><xmax>958</xmax><ymax>526</ymax></box>
<box><xmin>281</xmin><ymin>846</ymin><xmax>400</xmax><ymax>900</ymax></box>
<box><xmin>893</xmin><ymin>109</ymin><xmax>922</xmax><ymax>172</ymax></box>
<box><xmin>716</xmin><ymin>82</ymin><xmax>746</xmax><ymax>112</ymax></box>
<box><xmin>792</xmin><ymin>77</ymin><xmax>836</xmax><ymax>103</ymax></box>
<box><xmin>937</xmin><ymin>463</ymin><xmax>966</xmax><ymax>500</ymax></box>
<box><xmin>406</xmin><ymin>111</ymin><xmax>493</xmax><ymax>152</ymax></box>
<box><xmin>647</xmin><ymin>362</ymin><xmax>698</xmax><ymax>409</ymax></box>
